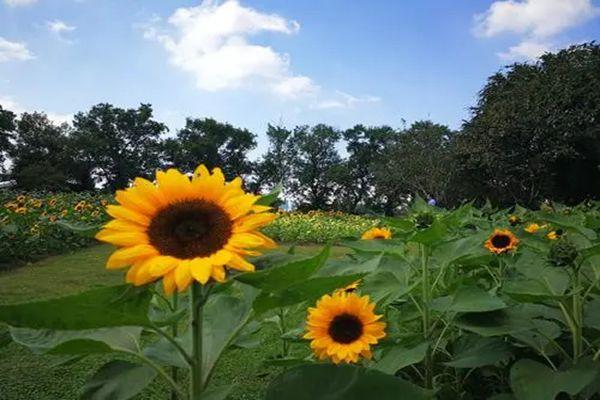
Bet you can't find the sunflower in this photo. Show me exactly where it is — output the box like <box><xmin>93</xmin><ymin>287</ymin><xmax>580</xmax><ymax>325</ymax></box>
<box><xmin>508</xmin><ymin>215</ymin><xmax>521</xmax><ymax>226</ymax></box>
<box><xmin>547</xmin><ymin>229</ymin><xmax>563</xmax><ymax>240</ymax></box>
<box><xmin>337</xmin><ymin>280</ymin><xmax>360</xmax><ymax>294</ymax></box>
<box><xmin>361</xmin><ymin>227</ymin><xmax>392</xmax><ymax>240</ymax></box>
<box><xmin>95</xmin><ymin>165</ymin><xmax>277</xmax><ymax>294</ymax></box>
<box><xmin>485</xmin><ymin>229</ymin><xmax>519</xmax><ymax>254</ymax></box>
<box><xmin>524</xmin><ymin>223</ymin><xmax>541</xmax><ymax>233</ymax></box>
<box><xmin>304</xmin><ymin>291</ymin><xmax>385</xmax><ymax>364</ymax></box>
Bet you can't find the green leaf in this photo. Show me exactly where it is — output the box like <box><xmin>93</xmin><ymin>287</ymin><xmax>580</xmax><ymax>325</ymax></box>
<box><xmin>266</xmin><ymin>364</ymin><xmax>433</xmax><ymax>400</ymax></box>
<box><xmin>360</xmin><ymin>271</ymin><xmax>417</xmax><ymax>305</ymax></box>
<box><xmin>81</xmin><ymin>360</ymin><xmax>157</xmax><ymax>400</ymax></box>
<box><xmin>432</xmin><ymin>287</ymin><xmax>507</xmax><ymax>313</ymax></box>
<box><xmin>0</xmin><ymin>285</ymin><xmax>152</xmax><ymax>329</ymax></box>
<box><xmin>342</xmin><ymin>240</ymin><xmax>406</xmax><ymax>256</ymax></box>
<box><xmin>9</xmin><ymin>326</ymin><xmax>142</xmax><ymax>355</ymax></box>
<box><xmin>317</xmin><ymin>254</ymin><xmax>382</xmax><ymax>276</ymax></box>
<box><xmin>372</xmin><ymin>342</ymin><xmax>429</xmax><ymax>374</ymax></box>
<box><xmin>510</xmin><ymin>319</ymin><xmax>561</xmax><ymax>354</ymax></box>
<box><xmin>143</xmin><ymin>335</ymin><xmax>188</xmax><ymax>369</ymax></box>
<box><xmin>584</xmin><ymin>298</ymin><xmax>600</xmax><ymax>331</ymax></box>
<box><xmin>263</xmin><ymin>357</ymin><xmax>312</xmax><ymax>367</ymax></box>
<box><xmin>201</xmin><ymin>385</ymin><xmax>235</xmax><ymax>400</ymax></box>
<box><xmin>201</xmin><ymin>282</ymin><xmax>258</xmax><ymax>384</ymax></box>
<box><xmin>510</xmin><ymin>359</ymin><xmax>598</xmax><ymax>400</ymax></box>
<box><xmin>445</xmin><ymin>336</ymin><xmax>512</xmax><ymax>368</ymax></box>
<box><xmin>455</xmin><ymin>309</ymin><xmax>532</xmax><ymax>337</ymax></box>
<box><xmin>253</xmin><ymin>273</ymin><xmax>363</xmax><ymax>314</ymax></box>
<box><xmin>236</xmin><ymin>247</ymin><xmax>330</xmax><ymax>291</ymax></box>
<box><xmin>410</xmin><ymin>220</ymin><xmax>447</xmax><ymax>246</ymax></box>
<box><xmin>56</xmin><ymin>220</ymin><xmax>101</xmax><ymax>238</ymax></box>
<box><xmin>255</xmin><ymin>184</ymin><xmax>282</xmax><ymax>206</ymax></box>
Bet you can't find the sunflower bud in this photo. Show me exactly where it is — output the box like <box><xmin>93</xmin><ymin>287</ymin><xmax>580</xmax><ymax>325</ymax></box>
<box><xmin>414</xmin><ymin>212</ymin><xmax>435</xmax><ymax>229</ymax></box>
<box><xmin>549</xmin><ymin>238</ymin><xmax>578</xmax><ymax>267</ymax></box>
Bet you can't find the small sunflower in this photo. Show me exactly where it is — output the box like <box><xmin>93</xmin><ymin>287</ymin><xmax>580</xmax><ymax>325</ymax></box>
<box><xmin>95</xmin><ymin>165</ymin><xmax>277</xmax><ymax>294</ymax></box>
<box><xmin>508</xmin><ymin>215</ymin><xmax>521</xmax><ymax>226</ymax></box>
<box><xmin>304</xmin><ymin>292</ymin><xmax>385</xmax><ymax>364</ymax></box>
<box><xmin>485</xmin><ymin>229</ymin><xmax>519</xmax><ymax>254</ymax></box>
<box><xmin>547</xmin><ymin>229</ymin><xmax>563</xmax><ymax>240</ymax></box>
<box><xmin>361</xmin><ymin>227</ymin><xmax>392</xmax><ymax>240</ymax></box>
<box><xmin>524</xmin><ymin>223</ymin><xmax>541</xmax><ymax>233</ymax></box>
<box><xmin>336</xmin><ymin>280</ymin><xmax>360</xmax><ymax>294</ymax></box>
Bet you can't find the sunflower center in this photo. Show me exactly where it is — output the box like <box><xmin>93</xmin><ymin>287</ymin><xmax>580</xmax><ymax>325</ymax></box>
<box><xmin>147</xmin><ymin>200</ymin><xmax>232</xmax><ymax>259</ymax></box>
<box><xmin>491</xmin><ymin>234</ymin><xmax>511</xmax><ymax>249</ymax></box>
<box><xmin>328</xmin><ymin>313</ymin><xmax>363</xmax><ymax>344</ymax></box>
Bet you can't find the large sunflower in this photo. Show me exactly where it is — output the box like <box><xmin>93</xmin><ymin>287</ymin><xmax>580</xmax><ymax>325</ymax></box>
<box><xmin>96</xmin><ymin>165</ymin><xmax>277</xmax><ymax>294</ymax></box>
<box><xmin>484</xmin><ymin>229</ymin><xmax>519</xmax><ymax>255</ymax></box>
<box><xmin>361</xmin><ymin>227</ymin><xmax>392</xmax><ymax>240</ymax></box>
<box><xmin>304</xmin><ymin>292</ymin><xmax>385</xmax><ymax>364</ymax></box>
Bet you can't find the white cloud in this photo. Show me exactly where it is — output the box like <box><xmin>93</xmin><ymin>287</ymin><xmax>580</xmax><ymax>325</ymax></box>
<box><xmin>142</xmin><ymin>0</ymin><xmax>317</xmax><ymax>98</ymax></box>
<box><xmin>3</xmin><ymin>0</ymin><xmax>37</xmax><ymax>7</ymax></box>
<box><xmin>498</xmin><ymin>39</ymin><xmax>551</xmax><ymax>61</ymax></box>
<box><xmin>0</xmin><ymin>96</ymin><xmax>72</xmax><ymax>125</ymax></box>
<box><xmin>0</xmin><ymin>37</ymin><xmax>34</xmax><ymax>62</ymax></box>
<box><xmin>47</xmin><ymin>20</ymin><xmax>76</xmax><ymax>34</ymax></box>
<box><xmin>475</xmin><ymin>0</ymin><xmax>600</xmax><ymax>61</ymax></box>
<box><xmin>312</xmin><ymin>91</ymin><xmax>381</xmax><ymax>110</ymax></box>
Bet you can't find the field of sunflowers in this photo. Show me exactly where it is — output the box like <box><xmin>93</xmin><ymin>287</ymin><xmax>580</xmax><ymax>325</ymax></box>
<box><xmin>2</xmin><ymin>173</ymin><xmax>600</xmax><ymax>399</ymax></box>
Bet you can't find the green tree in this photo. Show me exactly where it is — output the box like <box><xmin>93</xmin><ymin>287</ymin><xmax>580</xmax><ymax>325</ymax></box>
<box><xmin>289</xmin><ymin>124</ymin><xmax>341</xmax><ymax>210</ymax></box>
<box><xmin>0</xmin><ymin>105</ymin><xmax>16</xmax><ymax>176</ymax></box>
<box><xmin>253</xmin><ymin>124</ymin><xmax>294</xmax><ymax>192</ymax></box>
<box><xmin>71</xmin><ymin>103</ymin><xmax>167</xmax><ymax>190</ymax></box>
<box><xmin>163</xmin><ymin>118</ymin><xmax>256</xmax><ymax>179</ymax></box>
<box><xmin>373</xmin><ymin>121</ymin><xmax>455</xmax><ymax>212</ymax></box>
<box><xmin>456</xmin><ymin>42</ymin><xmax>600</xmax><ymax>206</ymax></box>
<box><xmin>333</xmin><ymin>125</ymin><xmax>399</xmax><ymax>213</ymax></box>
<box><xmin>9</xmin><ymin>112</ymin><xmax>72</xmax><ymax>190</ymax></box>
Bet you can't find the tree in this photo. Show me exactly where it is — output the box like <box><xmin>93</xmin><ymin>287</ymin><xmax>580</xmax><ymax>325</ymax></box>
<box><xmin>9</xmin><ymin>112</ymin><xmax>72</xmax><ymax>190</ymax></box>
<box><xmin>456</xmin><ymin>42</ymin><xmax>600</xmax><ymax>206</ymax></box>
<box><xmin>288</xmin><ymin>124</ymin><xmax>341</xmax><ymax>210</ymax></box>
<box><xmin>333</xmin><ymin>125</ymin><xmax>399</xmax><ymax>213</ymax></box>
<box><xmin>163</xmin><ymin>118</ymin><xmax>256</xmax><ymax>179</ymax></box>
<box><xmin>253</xmin><ymin>124</ymin><xmax>294</xmax><ymax>192</ymax></box>
<box><xmin>373</xmin><ymin>121</ymin><xmax>455</xmax><ymax>212</ymax></box>
<box><xmin>71</xmin><ymin>103</ymin><xmax>167</xmax><ymax>190</ymax></box>
<box><xmin>0</xmin><ymin>105</ymin><xmax>16</xmax><ymax>176</ymax></box>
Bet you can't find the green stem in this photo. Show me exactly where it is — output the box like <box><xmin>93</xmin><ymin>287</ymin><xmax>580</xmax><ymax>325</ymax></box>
<box><xmin>572</xmin><ymin>270</ymin><xmax>583</xmax><ymax>362</ymax></box>
<box><xmin>420</xmin><ymin>244</ymin><xmax>433</xmax><ymax>389</ymax></box>
<box><xmin>278</xmin><ymin>308</ymin><xmax>289</xmax><ymax>357</ymax></box>
<box><xmin>190</xmin><ymin>283</ymin><xmax>206</xmax><ymax>400</ymax></box>
<box><xmin>171</xmin><ymin>292</ymin><xmax>179</xmax><ymax>400</ymax></box>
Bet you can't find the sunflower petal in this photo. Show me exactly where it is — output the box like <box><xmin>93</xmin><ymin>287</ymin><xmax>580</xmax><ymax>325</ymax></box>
<box><xmin>163</xmin><ymin>271</ymin><xmax>176</xmax><ymax>295</ymax></box>
<box><xmin>174</xmin><ymin>260</ymin><xmax>192</xmax><ymax>292</ymax></box>
<box><xmin>106</xmin><ymin>245</ymin><xmax>158</xmax><ymax>269</ymax></box>
<box><xmin>189</xmin><ymin>257</ymin><xmax>213</xmax><ymax>285</ymax></box>
<box><xmin>106</xmin><ymin>205</ymin><xmax>151</xmax><ymax>226</ymax></box>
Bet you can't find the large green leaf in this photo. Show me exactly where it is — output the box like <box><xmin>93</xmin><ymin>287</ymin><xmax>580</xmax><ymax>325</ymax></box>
<box><xmin>372</xmin><ymin>342</ymin><xmax>429</xmax><ymax>374</ymax></box>
<box><xmin>143</xmin><ymin>334</ymin><xmax>188</xmax><ymax>368</ymax></box>
<box><xmin>445</xmin><ymin>336</ymin><xmax>512</xmax><ymax>368</ymax></box>
<box><xmin>510</xmin><ymin>359</ymin><xmax>598</xmax><ymax>400</ymax></box>
<box><xmin>200</xmin><ymin>282</ymin><xmax>258</xmax><ymax>384</ymax></box>
<box><xmin>410</xmin><ymin>220</ymin><xmax>447</xmax><ymax>246</ymax></box>
<box><xmin>432</xmin><ymin>287</ymin><xmax>507</xmax><ymax>313</ymax></box>
<box><xmin>0</xmin><ymin>285</ymin><xmax>152</xmax><ymax>329</ymax></box>
<box><xmin>9</xmin><ymin>326</ymin><xmax>142</xmax><ymax>355</ymax></box>
<box><xmin>265</xmin><ymin>364</ymin><xmax>433</xmax><ymax>400</ymax></box>
<box><xmin>235</xmin><ymin>247</ymin><xmax>329</xmax><ymax>291</ymax></box>
<box><xmin>510</xmin><ymin>319</ymin><xmax>561</xmax><ymax>355</ymax></box>
<box><xmin>584</xmin><ymin>298</ymin><xmax>600</xmax><ymax>331</ymax></box>
<box><xmin>317</xmin><ymin>254</ymin><xmax>382</xmax><ymax>276</ymax></box>
<box><xmin>252</xmin><ymin>273</ymin><xmax>364</xmax><ymax>314</ymax></box>
<box><xmin>455</xmin><ymin>309</ymin><xmax>532</xmax><ymax>337</ymax></box>
<box><xmin>255</xmin><ymin>184</ymin><xmax>282</xmax><ymax>206</ymax></box>
<box><xmin>81</xmin><ymin>360</ymin><xmax>157</xmax><ymax>400</ymax></box>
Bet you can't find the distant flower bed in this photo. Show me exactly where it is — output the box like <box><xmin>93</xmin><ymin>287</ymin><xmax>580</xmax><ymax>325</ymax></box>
<box><xmin>0</xmin><ymin>190</ymin><xmax>111</xmax><ymax>267</ymax></box>
<box><xmin>263</xmin><ymin>210</ymin><xmax>379</xmax><ymax>243</ymax></box>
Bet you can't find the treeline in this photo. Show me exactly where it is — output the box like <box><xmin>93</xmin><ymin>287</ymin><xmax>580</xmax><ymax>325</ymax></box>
<box><xmin>1</xmin><ymin>42</ymin><xmax>600</xmax><ymax>212</ymax></box>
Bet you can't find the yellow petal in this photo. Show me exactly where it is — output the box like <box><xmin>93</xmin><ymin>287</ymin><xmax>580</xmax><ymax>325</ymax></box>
<box><xmin>163</xmin><ymin>271</ymin><xmax>176</xmax><ymax>295</ymax></box>
<box><xmin>134</xmin><ymin>177</ymin><xmax>166</xmax><ymax>207</ymax></box>
<box><xmin>251</xmin><ymin>205</ymin><xmax>272</xmax><ymax>213</ymax></box>
<box><xmin>106</xmin><ymin>245</ymin><xmax>158</xmax><ymax>269</ymax></box>
<box><xmin>223</xmin><ymin>194</ymin><xmax>258</xmax><ymax>220</ymax></box>
<box><xmin>228</xmin><ymin>253</ymin><xmax>255</xmax><ymax>272</ymax></box>
<box><xmin>157</xmin><ymin>169</ymin><xmax>192</xmax><ymax>201</ymax></box>
<box><xmin>228</xmin><ymin>232</ymin><xmax>265</xmax><ymax>248</ymax></box>
<box><xmin>134</xmin><ymin>260</ymin><xmax>157</xmax><ymax>286</ymax></box>
<box><xmin>233</xmin><ymin>213</ymin><xmax>277</xmax><ymax>232</ymax></box>
<box><xmin>106</xmin><ymin>205</ymin><xmax>151</xmax><ymax>226</ymax></box>
<box><xmin>126</xmin><ymin>262</ymin><xmax>143</xmax><ymax>284</ymax></box>
<box><xmin>95</xmin><ymin>230</ymin><xmax>149</xmax><ymax>247</ymax></box>
<box><xmin>189</xmin><ymin>257</ymin><xmax>212</xmax><ymax>285</ymax></box>
<box><xmin>254</xmin><ymin>232</ymin><xmax>277</xmax><ymax>249</ymax></box>
<box><xmin>210</xmin><ymin>249</ymin><xmax>232</xmax><ymax>265</ymax></box>
<box><xmin>115</xmin><ymin>189</ymin><xmax>157</xmax><ymax>216</ymax></box>
<box><xmin>147</xmin><ymin>256</ymin><xmax>179</xmax><ymax>277</ymax></box>
<box><xmin>211</xmin><ymin>265</ymin><xmax>227</xmax><ymax>282</ymax></box>
<box><xmin>102</xmin><ymin>219</ymin><xmax>146</xmax><ymax>232</ymax></box>
<box><xmin>174</xmin><ymin>260</ymin><xmax>192</xmax><ymax>292</ymax></box>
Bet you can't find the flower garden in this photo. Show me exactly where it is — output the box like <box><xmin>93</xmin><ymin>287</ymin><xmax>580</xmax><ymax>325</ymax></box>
<box><xmin>2</xmin><ymin>166</ymin><xmax>600</xmax><ymax>400</ymax></box>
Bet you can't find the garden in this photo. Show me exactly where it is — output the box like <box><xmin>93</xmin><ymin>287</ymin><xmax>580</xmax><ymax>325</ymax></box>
<box><xmin>2</xmin><ymin>174</ymin><xmax>600</xmax><ymax>399</ymax></box>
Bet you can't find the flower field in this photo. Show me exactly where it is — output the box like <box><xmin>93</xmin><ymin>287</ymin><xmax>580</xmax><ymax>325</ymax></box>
<box><xmin>2</xmin><ymin>178</ymin><xmax>600</xmax><ymax>399</ymax></box>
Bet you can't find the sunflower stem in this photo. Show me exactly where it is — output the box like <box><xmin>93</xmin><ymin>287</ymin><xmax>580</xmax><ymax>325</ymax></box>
<box><xmin>190</xmin><ymin>283</ymin><xmax>206</xmax><ymax>400</ymax></box>
<box><xmin>171</xmin><ymin>292</ymin><xmax>179</xmax><ymax>400</ymax></box>
<box><xmin>420</xmin><ymin>243</ymin><xmax>433</xmax><ymax>389</ymax></box>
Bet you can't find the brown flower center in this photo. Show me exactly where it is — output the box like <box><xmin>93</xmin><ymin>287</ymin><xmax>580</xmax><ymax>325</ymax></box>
<box><xmin>147</xmin><ymin>200</ymin><xmax>232</xmax><ymax>259</ymax></box>
<box><xmin>328</xmin><ymin>313</ymin><xmax>363</xmax><ymax>344</ymax></box>
<box><xmin>491</xmin><ymin>234</ymin><xmax>511</xmax><ymax>249</ymax></box>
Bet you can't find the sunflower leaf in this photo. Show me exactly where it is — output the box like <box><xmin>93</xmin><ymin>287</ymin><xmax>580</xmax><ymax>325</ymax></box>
<box><xmin>81</xmin><ymin>360</ymin><xmax>157</xmax><ymax>400</ymax></box>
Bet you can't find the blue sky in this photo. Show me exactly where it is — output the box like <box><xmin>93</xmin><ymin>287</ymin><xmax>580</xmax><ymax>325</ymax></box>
<box><xmin>1</xmin><ymin>0</ymin><xmax>599</xmax><ymax>155</ymax></box>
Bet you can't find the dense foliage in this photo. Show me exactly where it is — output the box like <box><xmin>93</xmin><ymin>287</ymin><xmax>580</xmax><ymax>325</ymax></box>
<box><xmin>1</xmin><ymin>43</ymin><xmax>599</xmax><ymax>210</ymax></box>
<box><xmin>3</xmin><ymin>198</ymin><xmax>600</xmax><ymax>399</ymax></box>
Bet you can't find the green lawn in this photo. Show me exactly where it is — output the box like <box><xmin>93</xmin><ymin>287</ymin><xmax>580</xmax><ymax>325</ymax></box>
<box><xmin>0</xmin><ymin>244</ymin><xmax>344</xmax><ymax>400</ymax></box>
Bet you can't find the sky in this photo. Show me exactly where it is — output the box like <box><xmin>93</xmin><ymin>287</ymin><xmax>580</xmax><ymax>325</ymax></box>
<box><xmin>0</xmin><ymin>0</ymin><xmax>599</xmax><ymax>156</ymax></box>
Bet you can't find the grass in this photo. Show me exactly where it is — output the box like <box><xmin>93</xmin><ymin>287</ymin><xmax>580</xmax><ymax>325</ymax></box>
<box><xmin>0</xmin><ymin>243</ymin><xmax>345</xmax><ymax>399</ymax></box>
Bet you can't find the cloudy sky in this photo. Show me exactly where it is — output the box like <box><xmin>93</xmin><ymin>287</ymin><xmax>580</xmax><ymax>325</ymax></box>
<box><xmin>0</xmin><ymin>0</ymin><xmax>599</xmax><ymax>152</ymax></box>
